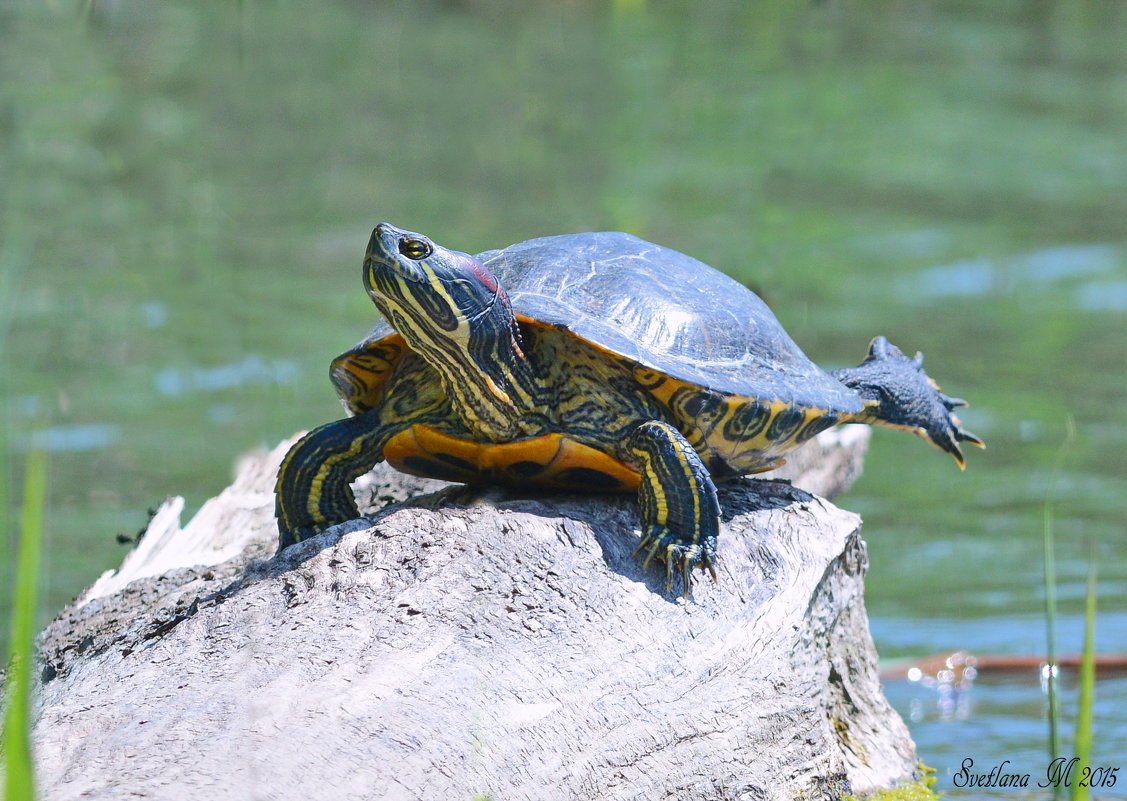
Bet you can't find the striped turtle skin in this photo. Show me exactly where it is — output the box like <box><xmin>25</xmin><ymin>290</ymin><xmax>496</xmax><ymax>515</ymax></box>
<box><xmin>276</xmin><ymin>225</ymin><xmax>982</xmax><ymax>594</ymax></box>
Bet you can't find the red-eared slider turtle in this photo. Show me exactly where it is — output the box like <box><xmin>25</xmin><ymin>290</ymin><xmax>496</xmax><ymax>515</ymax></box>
<box><xmin>276</xmin><ymin>224</ymin><xmax>982</xmax><ymax>592</ymax></box>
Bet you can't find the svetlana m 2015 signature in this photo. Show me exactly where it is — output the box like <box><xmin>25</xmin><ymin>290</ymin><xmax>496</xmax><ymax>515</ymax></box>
<box><xmin>953</xmin><ymin>757</ymin><xmax>1119</xmax><ymax>789</ymax></box>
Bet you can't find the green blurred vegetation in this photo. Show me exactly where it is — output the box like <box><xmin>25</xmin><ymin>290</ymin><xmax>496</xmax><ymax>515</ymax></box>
<box><xmin>1</xmin><ymin>0</ymin><xmax>1125</xmax><ymax>776</ymax></box>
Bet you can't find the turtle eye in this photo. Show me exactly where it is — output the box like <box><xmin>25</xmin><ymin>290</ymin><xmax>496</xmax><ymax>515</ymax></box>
<box><xmin>398</xmin><ymin>237</ymin><xmax>433</xmax><ymax>261</ymax></box>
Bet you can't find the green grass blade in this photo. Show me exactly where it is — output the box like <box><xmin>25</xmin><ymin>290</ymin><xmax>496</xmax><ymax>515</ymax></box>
<box><xmin>1042</xmin><ymin>414</ymin><xmax>1074</xmax><ymax>787</ymax></box>
<box><xmin>3</xmin><ymin>445</ymin><xmax>48</xmax><ymax>801</ymax></box>
<box><xmin>0</xmin><ymin>398</ymin><xmax>8</xmax><ymax>639</ymax></box>
<box><xmin>1042</xmin><ymin>491</ymin><xmax>1061</xmax><ymax>772</ymax></box>
<box><xmin>1069</xmin><ymin>547</ymin><xmax>1097</xmax><ymax>801</ymax></box>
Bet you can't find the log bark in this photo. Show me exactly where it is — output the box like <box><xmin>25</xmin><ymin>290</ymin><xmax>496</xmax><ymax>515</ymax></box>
<box><xmin>30</xmin><ymin>425</ymin><xmax>922</xmax><ymax>801</ymax></box>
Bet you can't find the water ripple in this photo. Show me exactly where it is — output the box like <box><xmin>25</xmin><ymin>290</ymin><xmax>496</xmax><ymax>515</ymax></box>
<box><xmin>154</xmin><ymin>355</ymin><xmax>300</xmax><ymax>397</ymax></box>
<box><xmin>912</xmin><ymin>243</ymin><xmax>1122</xmax><ymax>300</ymax></box>
<box><xmin>20</xmin><ymin>424</ymin><xmax>121</xmax><ymax>453</ymax></box>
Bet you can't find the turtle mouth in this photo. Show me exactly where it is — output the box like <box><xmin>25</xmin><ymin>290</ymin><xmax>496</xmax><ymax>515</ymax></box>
<box><xmin>364</xmin><ymin>253</ymin><xmax>428</xmax><ymax>288</ymax></box>
<box><xmin>363</xmin><ymin>258</ymin><xmax>417</xmax><ymax>317</ymax></box>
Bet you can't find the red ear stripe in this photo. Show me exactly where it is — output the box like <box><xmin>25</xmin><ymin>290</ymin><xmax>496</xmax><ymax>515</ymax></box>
<box><xmin>464</xmin><ymin>256</ymin><xmax>501</xmax><ymax>294</ymax></box>
<box><xmin>465</xmin><ymin>255</ymin><xmax>524</xmax><ymax>358</ymax></box>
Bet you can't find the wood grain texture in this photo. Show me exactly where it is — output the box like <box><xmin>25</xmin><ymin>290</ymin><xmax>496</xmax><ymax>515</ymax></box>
<box><xmin>32</xmin><ymin>425</ymin><xmax>918</xmax><ymax>801</ymax></box>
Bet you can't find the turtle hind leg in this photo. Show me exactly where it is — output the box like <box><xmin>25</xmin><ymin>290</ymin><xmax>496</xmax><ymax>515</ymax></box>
<box><xmin>625</xmin><ymin>420</ymin><xmax>721</xmax><ymax>596</ymax></box>
<box><xmin>275</xmin><ymin>409</ymin><xmax>413</xmax><ymax>549</ymax></box>
<box><xmin>833</xmin><ymin>335</ymin><xmax>985</xmax><ymax>468</ymax></box>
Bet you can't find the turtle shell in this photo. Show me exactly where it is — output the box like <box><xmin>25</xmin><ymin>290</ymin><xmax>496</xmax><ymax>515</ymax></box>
<box><xmin>332</xmin><ymin>232</ymin><xmax>862</xmax><ymax>416</ymax></box>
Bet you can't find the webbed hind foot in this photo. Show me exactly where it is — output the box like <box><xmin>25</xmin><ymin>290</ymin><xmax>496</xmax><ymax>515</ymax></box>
<box><xmin>834</xmin><ymin>336</ymin><xmax>985</xmax><ymax>468</ymax></box>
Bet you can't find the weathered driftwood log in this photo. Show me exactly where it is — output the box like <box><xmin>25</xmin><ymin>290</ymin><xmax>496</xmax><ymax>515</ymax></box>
<box><xmin>32</xmin><ymin>425</ymin><xmax>921</xmax><ymax>801</ymax></box>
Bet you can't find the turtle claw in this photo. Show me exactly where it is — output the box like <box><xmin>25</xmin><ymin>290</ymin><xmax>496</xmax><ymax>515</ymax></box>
<box><xmin>930</xmin><ymin>398</ymin><xmax>987</xmax><ymax>469</ymax></box>
<box><xmin>963</xmin><ymin>431</ymin><xmax>986</xmax><ymax>449</ymax></box>
<box><xmin>918</xmin><ymin>399</ymin><xmax>988</xmax><ymax>471</ymax></box>
<box><xmin>636</xmin><ymin>525</ymin><xmax>718</xmax><ymax>597</ymax></box>
<box><xmin>932</xmin><ymin>389</ymin><xmax>985</xmax><ymax>465</ymax></box>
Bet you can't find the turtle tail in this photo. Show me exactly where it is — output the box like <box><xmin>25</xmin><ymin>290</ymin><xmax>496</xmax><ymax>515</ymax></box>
<box><xmin>833</xmin><ymin>336</ymin><xmax>984</xmax><ymax>468</ymax></box>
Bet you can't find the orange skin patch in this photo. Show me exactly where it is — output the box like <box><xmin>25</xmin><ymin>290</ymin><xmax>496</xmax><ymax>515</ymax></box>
<box><xmin>383</xmin><ymin>424</ymin><xmax>641</xmax><ymax>492</ymax></box>
<box><xmin>331</xmin><ymin>334</ymin><xmax>408</xmax><ymax>414</ymax></box>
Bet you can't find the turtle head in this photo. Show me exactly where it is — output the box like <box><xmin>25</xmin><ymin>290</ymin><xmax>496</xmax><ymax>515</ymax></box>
<box><xmin>364</xmin><ymin>223</ymin><xmax>505</xmax><ymax>333</ymax></box>
<box><xmin>362</xmin><ymin>223</ymin><xmax>535</xmax><ymax>437</ymax></box>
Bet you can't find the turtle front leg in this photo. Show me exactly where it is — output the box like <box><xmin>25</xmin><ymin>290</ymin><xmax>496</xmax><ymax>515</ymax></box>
<box><xmin>625</xmin><ymin>420</ymin><xmax>721</xmax><ymax>595</ymax></box>
<box><xmin>274</xmin><ymin>409</ymin><xmax>400</xmax><ymax>549</ymax></box>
